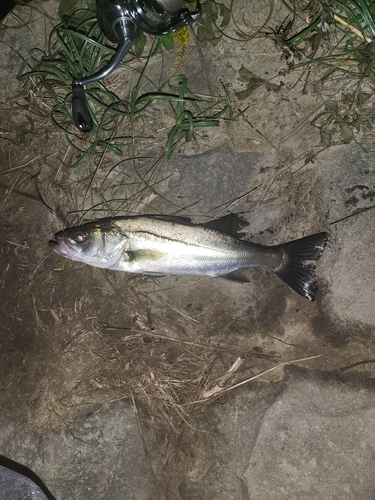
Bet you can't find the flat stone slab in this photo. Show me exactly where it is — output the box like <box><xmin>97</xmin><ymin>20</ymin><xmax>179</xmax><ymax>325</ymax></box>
<box><xmin>180</xmin><ymin>367</ymin><xmax>375</xmax><ymax>500</ymax></box>
<box><xmin>0</xmin><ymin>401</ymin><xmax>165</xmax><ymax>500</ymax></box>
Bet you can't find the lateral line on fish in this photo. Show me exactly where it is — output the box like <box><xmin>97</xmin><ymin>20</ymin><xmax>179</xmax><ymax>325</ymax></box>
<box><xmin>129</xmin><ymin>230</ymin><xmax>223</xmax><ymax>249</ymax></box>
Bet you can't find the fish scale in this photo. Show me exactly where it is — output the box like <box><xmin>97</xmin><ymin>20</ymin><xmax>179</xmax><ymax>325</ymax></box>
<box><xmin>113</xmin><ymin>219</ymin><xmax>278</xmax><ymax>275</ymax></box>
<box><xmin>49</xmin><ymin>214</ymin><xmax>328</xmax><ymax>301</ymax></box>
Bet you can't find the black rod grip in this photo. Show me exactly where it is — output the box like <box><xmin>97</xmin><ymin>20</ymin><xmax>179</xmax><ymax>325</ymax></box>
<box><xmin>71</xmin><ymin>82</ymin><xmax>93</xmax><ymax>133</ymax></box>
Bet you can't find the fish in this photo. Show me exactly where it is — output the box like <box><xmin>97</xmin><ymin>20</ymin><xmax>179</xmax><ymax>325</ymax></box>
<box><xmin>49</xmin><ymin>214</ymin><xmax>328</xmax><ymax>301</ymax></box>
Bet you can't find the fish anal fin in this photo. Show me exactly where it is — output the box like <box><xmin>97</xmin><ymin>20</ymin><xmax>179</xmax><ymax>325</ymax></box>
<box><xmin>201</xmin><ymin>214</ymin><xmax>248</xmax><ymax>237</ymax></box>
<box><xmin>219</xmin><ymin>269</ymin><xmax>251</xmax><ymax>283</ymax></box>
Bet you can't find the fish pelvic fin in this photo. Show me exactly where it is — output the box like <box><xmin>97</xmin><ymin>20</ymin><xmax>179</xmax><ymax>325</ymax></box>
<box><xmin>275</xmin><ymin>232</ymin><xmax>328</xmax><ymax>301</ymax></box>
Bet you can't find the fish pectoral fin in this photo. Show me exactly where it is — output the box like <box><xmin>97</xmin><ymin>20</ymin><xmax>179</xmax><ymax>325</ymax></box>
<box><xmin>219</xmin><ymin>269</ymin><xmax>252</xmax><ymax>283</ymax></box>
<box><xmin>123</xmin><ymin>249</ymin><xmax>166</xmax><ymax>262</ymax></box>
<box><xmin>200</xmin><ymin>214</ymin><xmax>248</xmax><ymax>237</ymax></box>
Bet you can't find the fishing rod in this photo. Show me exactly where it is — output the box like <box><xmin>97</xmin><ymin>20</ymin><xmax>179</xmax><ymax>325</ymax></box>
<box><xmin>71</xmin><ymin>0</ymin><xmax>201</xmax><ymax>133</ymax></box>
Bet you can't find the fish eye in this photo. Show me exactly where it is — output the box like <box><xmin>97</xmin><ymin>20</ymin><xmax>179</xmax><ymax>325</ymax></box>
<box><xmin>73</xmin><ymin>231</ymin><xmax>87</xmax><ymax>243</ymax></box>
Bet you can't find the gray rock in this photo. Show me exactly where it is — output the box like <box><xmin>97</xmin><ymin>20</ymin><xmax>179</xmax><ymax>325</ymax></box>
<box><xmin>180</xmin><ymin>367</ymin><xmax>375</xmax><ymax>500</ymax></box>
<box><xmin>0</xmin><ymin>402</ymin><xmax>166</xmax><ymax>500</ymax></box>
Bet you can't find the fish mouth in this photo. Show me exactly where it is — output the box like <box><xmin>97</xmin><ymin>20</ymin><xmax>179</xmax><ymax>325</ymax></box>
<box><xmin>49</xmin><ymin>236</ymin><xmax>75</xmax><ymax>259</ymax></box>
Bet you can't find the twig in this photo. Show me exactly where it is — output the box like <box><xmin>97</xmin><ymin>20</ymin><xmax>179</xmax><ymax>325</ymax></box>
<box><xmin>211</xmin><ymin>184</ymin><xmax>262</xmax><ymax>216</ymax></box>
<box><xmin>202</xmin><ymin>354</ymin><xmax>322</xmax><ymax>399</ymax></box>
<box><xmin>340</xmin><ymin>358</ymin><xmax>375</xmax><ymax>372</ymax></box>
<box><xmin>333</xmin><ymin>14</ymin><xmax>372</xmax><ymax>43</ymax></box>
<box><xmin>1</xmin><ymin>155</ymin><xmax>40</xmax><ymax>174</ymax></box>
<box><xmin>243</xmin><ymin>116</ymin><xmax>277</xmax><ymax>150</ymax></box>
<box><xmin>130</xmin><ymin>389</ymin><xmax>156</xmax><ymax>485</ymax></box>
<box><xmin>212</xmin><ymin>356</ymin><xmax>243</xmax><ymax>387</ymax></box>
<box><xmin>103</xmin><ymin>326</ymin><xmax>278</xmax><ymax>360</ymax></box>
<box><xmin>158</xmin><ymin>296</ymin><xmax>200</xmax><ymax>323</ymax></box>
<box><xmin>0</xmin><ymin>182</ymin><xmax>40</xmax><ymax>202</ymax></box>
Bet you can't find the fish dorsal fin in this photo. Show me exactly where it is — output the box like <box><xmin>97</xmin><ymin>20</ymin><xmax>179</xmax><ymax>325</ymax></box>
<box><xmin>142</xmin><ymin>214</ymin><xmax>248</xmax><ymax>237</ymax></box>
<box><xmin>200</xmin><ymin>214</ymin><xmax>248</xmax><ymax>237</ymax></box>
<box><xmin>219</xmin><ymin>269</ymin><xmax>252</xmax><ymax>283</ymax></box>
<box><xmin>143</xmin><ymin>215</ymin><xmax>192</xmax><ymax>225</ymax></box>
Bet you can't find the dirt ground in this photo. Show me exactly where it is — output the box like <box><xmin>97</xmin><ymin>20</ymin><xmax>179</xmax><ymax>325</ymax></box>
<box><xmin>1</xmin><ymin>0</ymin><xmax>375</xmax><ymax>497</ymax></box>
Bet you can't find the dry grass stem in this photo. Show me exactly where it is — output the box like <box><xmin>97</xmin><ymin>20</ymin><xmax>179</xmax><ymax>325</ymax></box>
<box><xmin>104</xmin><ymin>327</ymin><xmax>278</xmax><ymax>359</ymax></box>
<box><xmin>202</xmin><ymin>354</ymin><xmax>322</xmax><ymax>399</ymax></box>
<box><xmin>130</xmin><ymin>389</ymin><xmax>157</xmax><ymax>485</ymax></box>
<box><xmin>333</xmin><ymin>14</ymin><xmax>372</xmax><ymax>43</ymax></box>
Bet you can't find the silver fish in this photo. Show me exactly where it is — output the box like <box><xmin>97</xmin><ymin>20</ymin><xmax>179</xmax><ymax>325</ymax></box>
<box><xmin>49</xmin><ymin>214</ymin><xmax>328</xmax><ymax>300</ymax></box>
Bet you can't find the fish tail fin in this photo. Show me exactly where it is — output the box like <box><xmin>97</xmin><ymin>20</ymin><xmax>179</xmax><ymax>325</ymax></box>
<box><xmin>275</xmin><ymin>232</ymin><xmax>328</xmax><ymax>301</ymax></box>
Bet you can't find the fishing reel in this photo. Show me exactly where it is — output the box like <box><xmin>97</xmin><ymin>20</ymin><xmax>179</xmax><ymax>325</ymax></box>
<box><xmin>72</xmin><ymin>0</ymin><xmax>201</xmax><ymax>132</ymax></box>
